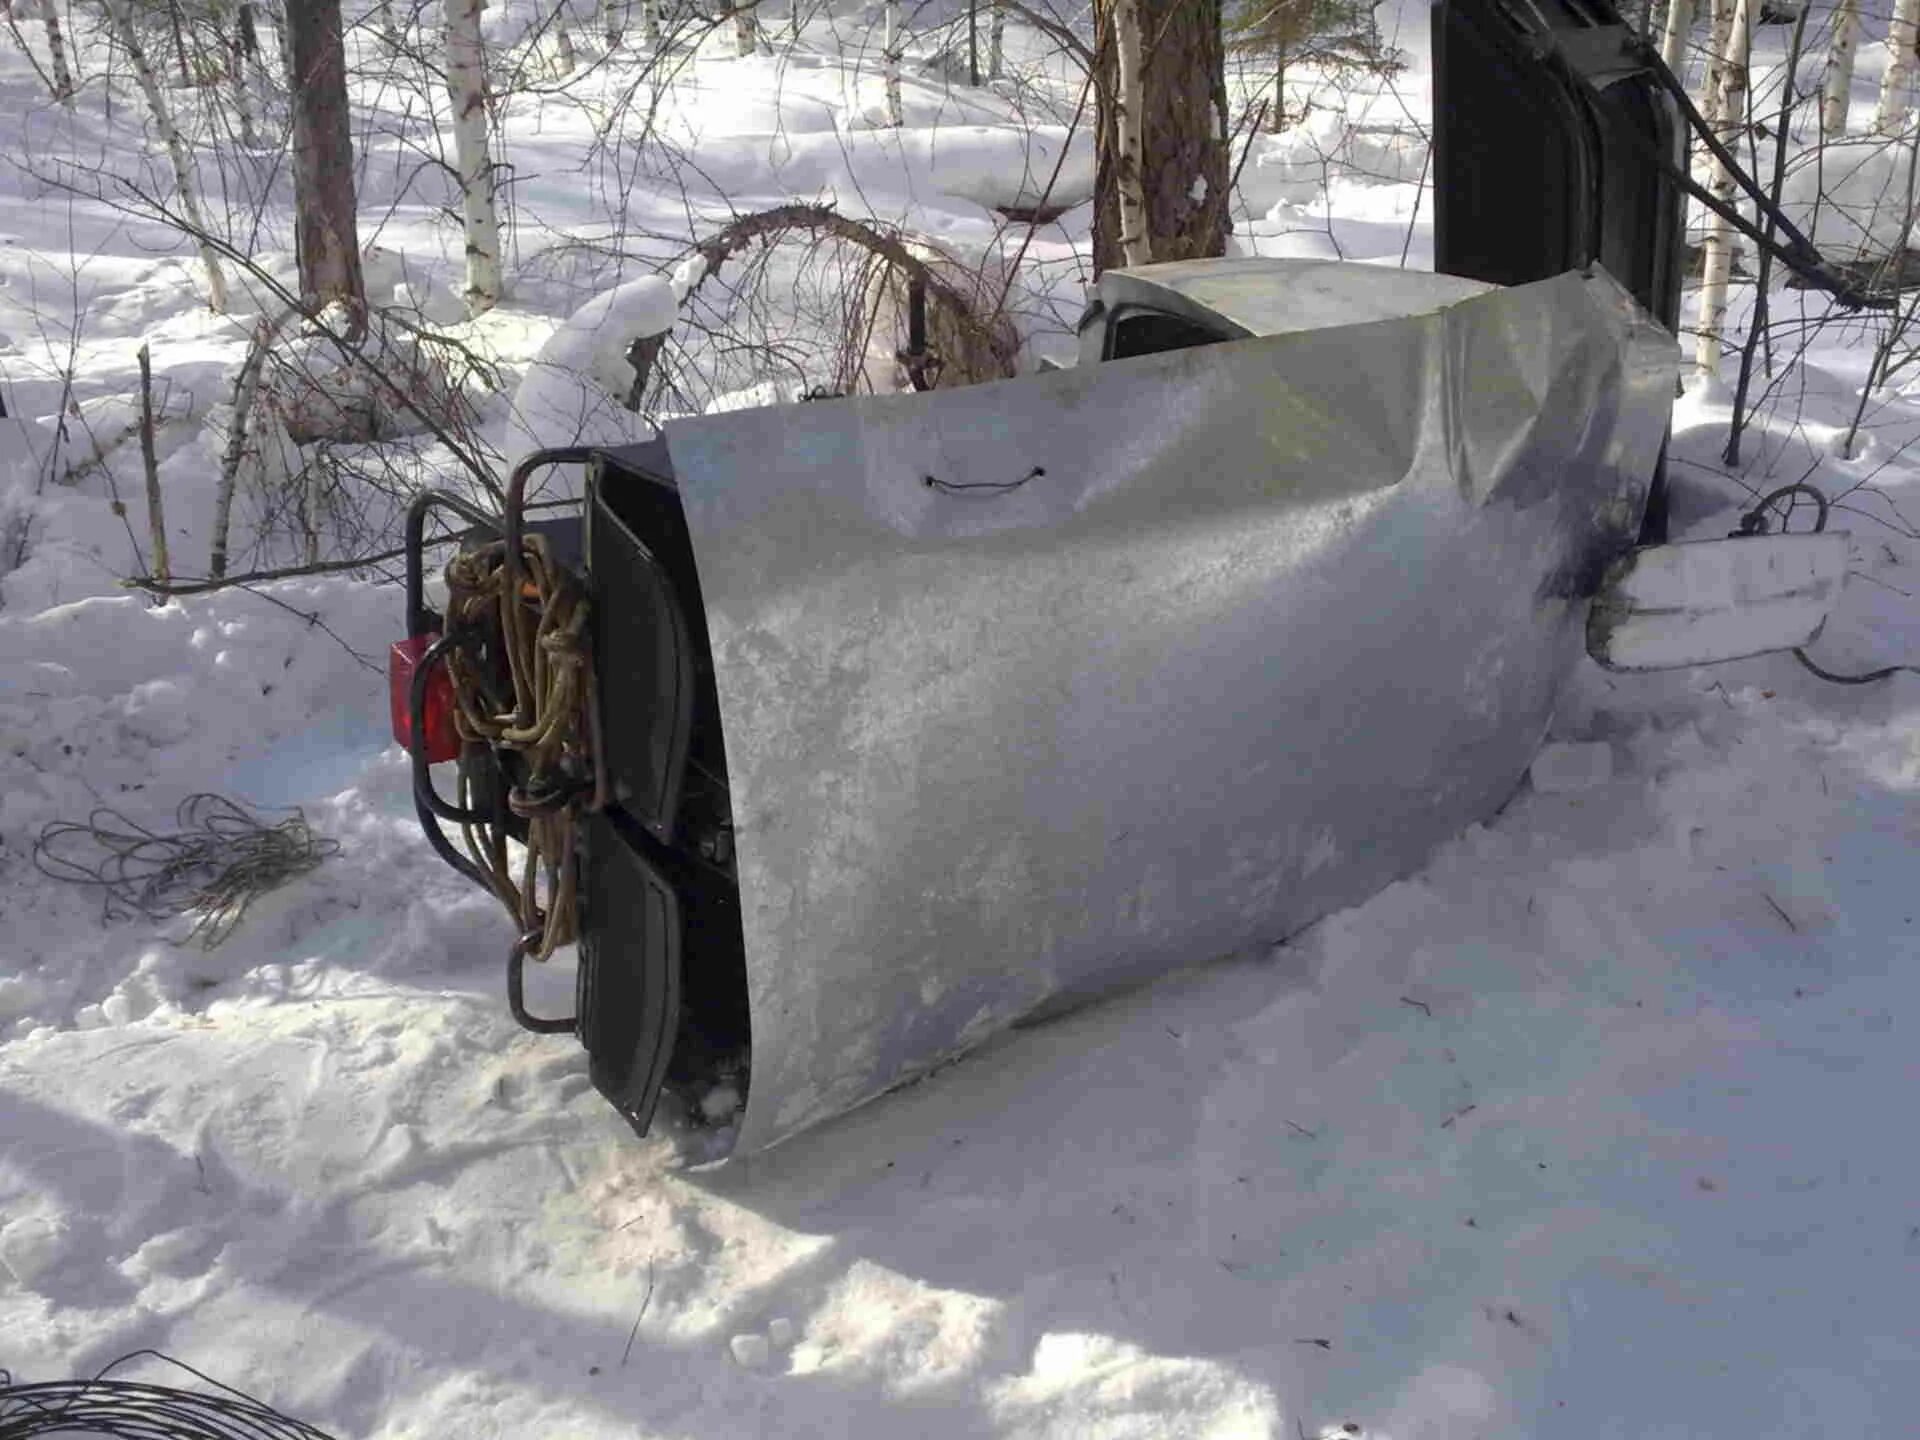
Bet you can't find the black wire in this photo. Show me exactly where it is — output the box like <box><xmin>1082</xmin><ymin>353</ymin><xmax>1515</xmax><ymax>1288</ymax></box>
<box><xmin>1792</xmin><ymin>648</ymin><xmax>1920</xmax><ymax>685</ymax></box>
<box><xmin>924</xmin><ymin>465</ymin><xmax>1045</xmax><ymax>494</ymax></box>
<box><xmin>1731</xmin><ymin>482</ymin><xmax>1831</xmax><ymax>536</ymax></box>
<box><xmin>1728</xmin><ymin>484</ymin><xmax>1919</xmax><ymax>685</ymax></box>
<box><xmin>31</xmin><ymin>794</ymin><xmax>339</xmax><ymax>948</ymax></box>
<box><xmin>0</xmin><ymin>1349</ymin><xmax>340</xmax><ymax>1440</ymax></box>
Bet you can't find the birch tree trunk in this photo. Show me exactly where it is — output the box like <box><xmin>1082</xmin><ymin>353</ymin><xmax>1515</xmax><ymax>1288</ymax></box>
<box><xmin>1695</xmin><ymin>0</ymin><xmax>1751</xmax><ymax>382</ymax></box>
<box><xmin>42</xmin><ymin>0</ymin><xmax>75</xmax><ymax>103</ymax></box>
<box><xmin>1110</xmin><ymin>0</ymin><xmax>1151</xmax><ymax>266</ymax></box>
<box><xmin>729</xmin><ymin>0</ymin><xmax>757</xmax><ymax>55</ymax></box>
<box><xmin>1270</xmin><ymin>44</ymin><xmax>1285</xmax><ymax>132</ymax></box>
<box><xmin>377</xmin><ymin>0</ymin><xmax>399</xmax><ymax>49</ymax></box>
<box><xmin>1658</xmin><ymin>0</ymin><xmax>1692</xmax><ymax>74</ymax></box>
<box><xmin>285</xmin><ymin>0</ymin><xmax>365</xmax><ymax>333</ymax></box>
<box><xmin>227</xmin><ymin>6</ymin><xmax>257</xmax><ymax>146</ymax></box>
<box><xmin>443</xmin><ymin>0</ymin><xmax>502</xmax><ymax>315</ymax></box>
<box><xmin>210</xmin><ymin>313</ymin><xmax>287</xmax><ymax>580</ymax></box>
<box><xmin>603</xmin><ymin>0</ymin><xmax>623</xmax><ymax>46</ymax></box>
<box><xmin>1699</xmin><ymin>0</ymin><xmax>1733</xmax><ymax>133</ymax></box>
<box><xmin>643</xmin><ymin>0</ymin><xmax>660</xmax><ymax>46</ymax></box>
<box><xmin>104</xmin><ymin>0</ymin><xmax>229</xmax><ymax>312</ymax></box>
<box><xmin>1817</xmin><ymin>0</ymin><xmax>1859</xmax><ymax>139</ymax></box>
<box><xmin>883</xmin><ymin>0</ymin><xmax>903</xmax><ymax>126</ymax></box>
<box><xmin>1876</xmin><ymin>0</ymin><xmax>1920</xmax><ymax>134</ymax></box>
<box><xmin>551</xmin><ymin>3</ymin><xmax>576</xmax><ymax>75</ymax></box>
<box><xmin>987</xmin><ymin>0</ymin><xmax>1004</xmax><ymax>79</ymax></box>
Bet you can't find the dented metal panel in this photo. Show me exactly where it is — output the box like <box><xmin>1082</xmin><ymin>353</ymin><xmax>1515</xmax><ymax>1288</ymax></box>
<box><xmin>662</xmin><ymin>263</ymin><xmax>1677</xmax><ymax>1155</ymax></box>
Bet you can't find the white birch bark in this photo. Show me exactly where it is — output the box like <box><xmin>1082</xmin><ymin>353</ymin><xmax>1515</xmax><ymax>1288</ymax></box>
<box><xmin>729</xmin><ymin>0</ymin><xmax>757</xmax><ymax>55</ymax></box>
<box><xmin>603</xmin><ymin>0</ymin><xmax>622</xmax><ymax>46</ymax></box>
<box><xmin>42</xmin><ymin>0</ymin><xmax>74</xmax><ymax>104</ymax></box>
<box><xmin>443</xmin><ymin>0</ymin><xmax>502</xmax><ymax>316</ymax></box>
<box><xmin>1876</xmin><ymin>0</ymin><xmax>1920</xmax><ymax>134</ymax></box>
<box><xmin>642</xmin><ymin>0</ymin><xmax>660</xmax><ymax>46</ymax></box>
<box><xmin>988</xmin><ymin>0</ymin><xmax>1004</xmax><ymax>79</ymax></box>
<box><xmin>1694</xmin><ymin>0</ymin><xmax>1751</xmax><ymax>382</ymax></box>
<box><xmin>226</xmin><ymin>7</ymin><xmax>257</xmax><ymax>147</ymax></box>
<box><xmin>1822</xmin><ymin>0</ymin><xmax>1859</xmax><ymax>138</ymax></box>
<box><xmin>210</xmin><ymin>310</ymin><xmax>292</xmax><ymax>580</ymax></box>
<box><xmin>104</xmin><ymin>0</ymin><xmax>229</xmax><ymax>312</ymax></box>
<box><xmin>1113</xmin><ymin>0</ymin><xmax>1151</xmax><ymax>266</ymax></box>
<box><xmin>883</xmin><ymin>0</ymin><xmax>903</xmax><ymax>126</ymax></box>
<box><xmin>1658</xmin><ymin>0</ymin><xmax>1693</xmax><ymax>74</ymax></box>
<box><xmin>1698</xmin><ymin>0</ymin><xmax>1733</xmax><ymax>133</ymax></box>
<box><xmin>551</xmin><ymin>4</ymin><xmax>576</xmax><ymax>74</ymax></box>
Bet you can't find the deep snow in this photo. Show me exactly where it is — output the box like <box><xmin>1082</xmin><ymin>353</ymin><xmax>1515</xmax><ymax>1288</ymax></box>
<box><xmin>3</xmin><ymin>2</ymin><xmax>1919</xmax><ymax>1437</ymax></box>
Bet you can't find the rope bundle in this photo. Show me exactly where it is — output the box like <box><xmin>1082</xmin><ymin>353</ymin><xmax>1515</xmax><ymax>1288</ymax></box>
<box><xmin>440</xmin><ymin>529</ymin><xmax>602</xmax><ymax>960</ymax></box>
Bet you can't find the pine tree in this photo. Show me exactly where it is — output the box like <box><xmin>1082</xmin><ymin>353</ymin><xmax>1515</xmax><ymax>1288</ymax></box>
<box><xmin>285</xmin><ymin>0</ymin><xmax>367</xmax><ymax>334</ymax></box>
<box><xmin>1224</xmin><ymin>0</ymin><xmax>1399</xmax><ymax>133</ymax></box>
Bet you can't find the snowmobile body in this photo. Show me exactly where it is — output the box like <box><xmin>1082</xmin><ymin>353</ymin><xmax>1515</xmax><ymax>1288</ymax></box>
<box><xmin>392</xmin><ymin>0</ymin><xmax>1750</xmax><ymax>1157</ymax></box>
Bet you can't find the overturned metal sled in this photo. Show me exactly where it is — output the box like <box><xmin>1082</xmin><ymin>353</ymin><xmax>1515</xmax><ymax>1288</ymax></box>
<box><xmin>394</xmin><ymin>0</ymin><xmax>1832</xmax><ymax>1157</ymax></box>
<box><xmin>655</xmin><ymin>264</ymin><xmax>1676</xmax><ymax>1155</ymax></box>
<box><xmin>399</xmin><ymin>260</ymin><xmax>1679</xmax><ymax>1158</ymax></box>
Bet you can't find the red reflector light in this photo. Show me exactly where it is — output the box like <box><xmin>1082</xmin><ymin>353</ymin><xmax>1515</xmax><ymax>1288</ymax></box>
<box><xmin>389</xmin><ymin>633</ymin><xmax>462</xmax><ymax>763</ymax></box>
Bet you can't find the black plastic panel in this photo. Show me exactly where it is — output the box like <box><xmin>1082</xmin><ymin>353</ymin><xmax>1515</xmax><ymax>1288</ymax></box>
<box><xmin>1432</xmin><ymin>0</ymin><xmax>1684</xmax><ymax>542</ymax></box>
<box><xmin>587</xmin><ymin>479</ymin><xmax>694</xmax><ymax>839</ymax></box>
<box><xmin>1433</xmin><ymin>0</ymin><xmax>1682</xmax><ymax>333</ymax></box>
<box><xmin>577</xmin><ymin>807</ymin><xmax>682</xmax><ymax>1135</ymax></box>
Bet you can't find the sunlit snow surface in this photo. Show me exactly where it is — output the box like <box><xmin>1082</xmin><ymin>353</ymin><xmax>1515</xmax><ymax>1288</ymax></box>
<box><xmin>3</xmin><ymin>1</ymin><xmax>1919</xmax><ymax>1435</ymax></box>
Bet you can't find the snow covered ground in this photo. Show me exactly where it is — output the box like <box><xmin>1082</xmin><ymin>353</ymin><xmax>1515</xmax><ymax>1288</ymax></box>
<box><xmin>3</xmin><ymin>2</ymin><xmax>1919</xmax><ymax>1436</ymax></box>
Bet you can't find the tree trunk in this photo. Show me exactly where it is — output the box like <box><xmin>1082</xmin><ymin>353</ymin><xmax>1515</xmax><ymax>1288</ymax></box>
<box><xmin>1658</xmin><ymin>0</ymin><xmax>1692</xmax><ymax>73</ymax></box>
<box><xmin>883</xmin><ymin>0</ymin><xmax>903</xmax><ymax>126</ymax></box>
<box><xmin>1821</xmin><ymin>0</ymin><xmax>1859</xmax><ymax>138</ymax></box>
<box><xmin>643</xmin><ymin>0</ymin><xmax>661</xmax><ymax>46</ymax></box>
<box><xmin>104</xmin><ymin>0</ymin><xmax>230</xmax><ymax>312</ymax></box>
<box><xmin>1699</xmin><ymin>0</ymin><xmax>1733</xmax><ymax>132</ymax></box>
<box><xmin>227</xmin><ymin>7</ymin><xmax>257</xmax><ymax>146</ymax></box>
<box><xmin>1270</xmin><ymin>43</ymin><xmax>1285</xmax><ymax>132</ymax></box>
<box><xmin>728</xmin><ymin>0</ymin><xmax>757</xmax><ymax>55</ymax></box>
<box><xmin>238</xmin><ymin>2</ymin><xmax>273</xmax><ymax>115</ymax></box>
<box><xmin>1876</xmin><ymin>0</ymin><xmax>1920</xmax><ymax>134</ymax></box>
<box><xmin>444</xmin><ymin>0</ymin><xmax>502</xmax><ymax>316</ymax></box>
<box><xmin>285</xmin><ymin>0</ymin><xmax>366</xmax><ymax>333</ymax></box>
<box><xmin>550</xmin><ymin>1</ymin><xmax>576</xmax><ymax>74</ymax></box>
<box><xmin>137</xmin><ymin>343</ymin><xmax>169</xmax><ymax>591</ymax></box>
<box><xmin>1092</xmin><ymin>0</ymin><xmax>1228</xmax><ymax>275</ymax></box>
<box><xmin>1695</xmin><ymin>0</ymin><xmax>1751</xmax><ymax>382</ymax></box>
<box><xmin>43</xmin><ymin>0</ymin><xmax>75</xmax><ymax>103</ymax></box>
<box><xmin>1110</xmin><ymin>0</ymin><xmax>1151</xmax><ymax>265</ymax></box>
<box><xmin>167</xmin><ymin>0</ymin><xmax>193</xmax><ymax>87</ymax></box>
<box><xmin>988</xmin><ymin>0</ymin><xmax>1004</xmax><ymax>79</ymax></box>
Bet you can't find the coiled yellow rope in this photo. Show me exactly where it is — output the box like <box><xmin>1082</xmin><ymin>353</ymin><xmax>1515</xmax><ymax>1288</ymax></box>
<box><xmin>440</xmin><ymin>529</ymin><xmax>602</xmax><ymax>960</ymax></box>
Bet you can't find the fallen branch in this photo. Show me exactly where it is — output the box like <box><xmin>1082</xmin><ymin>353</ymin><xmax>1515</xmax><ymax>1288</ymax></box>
<box><xmin>683</xmin><ymin>203</ymin><xmax>1021</xmax><ymax>388</ymax></box>
<box><xmin>124</xmin><ymin>498</ymin><xmax>578</xmax><ymax>597</ymax></box>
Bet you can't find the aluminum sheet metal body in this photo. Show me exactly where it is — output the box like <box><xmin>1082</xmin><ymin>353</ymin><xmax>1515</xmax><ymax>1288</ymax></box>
<box><xmin>662</xmin><ymin>265</ymin><xmax>1677</xmax><ymax>1155</ymax></box>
